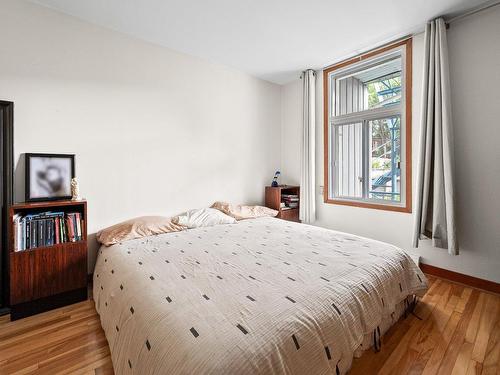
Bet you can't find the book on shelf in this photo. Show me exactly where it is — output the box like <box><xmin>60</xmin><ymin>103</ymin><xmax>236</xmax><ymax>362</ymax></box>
<box><xmin>12</xmin><ymin>211</ymin><xmax>84</xmax><ymax>252</ymax></box>
<box><xmin>281</xmin><ymin>193</ymin><xmax>299</xmax><ymax>209</ymax></box>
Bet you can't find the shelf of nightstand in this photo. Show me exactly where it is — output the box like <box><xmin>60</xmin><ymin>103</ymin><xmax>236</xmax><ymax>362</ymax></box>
<box><xmin>10</xmin><ymin>240</ymin><xmax>87</xmax><ymax>255</ymax></box>
<box><xmin>265</xmin><ymin>185</ymin><xmax>300</xmax><ymax>222</ymax></box>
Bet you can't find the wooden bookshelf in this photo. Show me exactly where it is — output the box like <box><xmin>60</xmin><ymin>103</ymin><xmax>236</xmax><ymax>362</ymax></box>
<box><xmin>265</xmin><ymin>185</ymin><xmax>300</xmax><ymax>222</ymax></box>
<box><xmin>9</xmin><ymin>200</ymin><xmax>88</xmax><ymax>320</ymax></box>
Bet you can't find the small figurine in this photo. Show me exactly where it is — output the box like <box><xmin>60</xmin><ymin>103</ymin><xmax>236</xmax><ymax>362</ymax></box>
<box><xmin>271</xmin><ymin>170</ymin><xmax>281</xmax><ymax>187</ymax></box>
<box><xmin>71</xmin><ymin>177</ymin><xmax>82</xmax><ymax>201</ymax></box>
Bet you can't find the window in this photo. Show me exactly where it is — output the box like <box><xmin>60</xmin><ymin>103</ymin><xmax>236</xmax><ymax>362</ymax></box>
<box><xmin>323</xmin><ymin>39</ymin><xmax>412</xmax><ymax>212</ymax></box>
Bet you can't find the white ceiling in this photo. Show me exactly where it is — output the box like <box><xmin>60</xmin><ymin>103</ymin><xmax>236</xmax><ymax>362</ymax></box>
<box><xmin>31</xmin><ymin>0</ymin><xmax>489</xmax><ymax>84</ymax></box>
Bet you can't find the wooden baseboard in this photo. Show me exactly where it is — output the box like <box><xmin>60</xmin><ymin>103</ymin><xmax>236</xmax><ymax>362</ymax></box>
<box><xmin>420</xmin><ymin>263</ymin><xmax>500</xmax><ymax>294</ymax></box>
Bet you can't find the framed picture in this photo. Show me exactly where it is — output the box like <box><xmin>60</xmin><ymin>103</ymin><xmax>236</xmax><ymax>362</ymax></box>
<box><xmin>25</xmin><ymin>153</ymin><xmax>75</xmax><ymax>202</ymax></box>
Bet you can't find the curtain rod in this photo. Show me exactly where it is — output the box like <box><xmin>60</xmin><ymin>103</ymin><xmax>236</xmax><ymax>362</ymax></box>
<box><xmin>446</xmin><ymin>0</ymin><xmax>500</xmax><ymax>25</ymax></box>
<box><xmin>319</xmin><ymin>1</ymin><xmax>498</xmax><ymax>73</ymax></box>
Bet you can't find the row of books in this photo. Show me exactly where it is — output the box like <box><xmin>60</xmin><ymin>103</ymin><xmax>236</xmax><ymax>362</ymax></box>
<box><xmin>281</xmin><ymin>194</ymin><xmax>299</xmax><ymax>209</ymax></box>
<box><xmin>13</xmin><ymin>211</ymin><xmax>84</xmax><ymax>252</ymax></box>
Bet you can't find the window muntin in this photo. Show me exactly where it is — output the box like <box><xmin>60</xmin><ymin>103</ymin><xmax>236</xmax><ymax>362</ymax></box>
<box><xmin>325</xmin><ymin>40</ymin><xmax>411</xmax><ymax>211</ymax></box>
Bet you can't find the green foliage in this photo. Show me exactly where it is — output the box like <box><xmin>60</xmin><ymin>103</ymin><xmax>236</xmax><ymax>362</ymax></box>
<box><xmin>366</xmin><ymin>75</ymin><xmax>401</xmax><ymax>109</ymax></box>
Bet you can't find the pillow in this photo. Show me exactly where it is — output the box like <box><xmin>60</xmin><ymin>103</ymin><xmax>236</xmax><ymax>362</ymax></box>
<box><xmin>211</xmin><ymin>201</ymin><xmax>278</xmax><ymax>220</ymax></box>
<box><xmin>96</xmin><ymin>216</ymin><xmax>186</xmax><ymax>246</ymax></box>
<box><xmin>172</xmin><ymin>208</ymin><xmax>236</xmax><ymax>228</ymax></box>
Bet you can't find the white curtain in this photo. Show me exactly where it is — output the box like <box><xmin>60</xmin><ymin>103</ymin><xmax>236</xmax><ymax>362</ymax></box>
<box><xmin>300</xmin><ymin>70</ymin><xmax>316</xmax><ymax>224</ymax></box>
<box><xmin>413</xmin><ymin>18</ymin><xmax>458</xmax><ymax>255</ymax></box>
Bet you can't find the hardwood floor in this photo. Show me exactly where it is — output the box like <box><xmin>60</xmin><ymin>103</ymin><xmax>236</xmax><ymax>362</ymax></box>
<box><xmin>0</xmin><ymin>300</ymin><xmax>112</xmax><ymax>375</ymax></box>
<box><xmin>350</xmin><ymin>275</ymin><xmax>500</xmax><ymax>375</ymax></box>
<box><xmin>0</xmin><ymin>275</ymin><xmax>498</xmax><ymax>374</ymax></box>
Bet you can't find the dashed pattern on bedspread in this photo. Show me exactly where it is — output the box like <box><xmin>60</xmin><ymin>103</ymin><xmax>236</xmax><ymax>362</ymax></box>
<box><xmin>94</xmin><ymin>217</ymin><xmax>427</xmax><ymax>375</ymax></box>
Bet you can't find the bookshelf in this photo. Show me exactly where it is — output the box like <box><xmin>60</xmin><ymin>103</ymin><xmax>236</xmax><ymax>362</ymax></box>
<box><xmin>9</xmin><ymin>200</ymin><xmax>88</xmax><ymax>320</ymax></box>
<box><xmin>265</xmin><ymin>185</ymin><xmax>300</xmax><ymax>222</ymax></box>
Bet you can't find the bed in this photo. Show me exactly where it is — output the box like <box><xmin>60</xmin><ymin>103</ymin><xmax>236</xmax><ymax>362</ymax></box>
<box><xmin>93</xmin><ymin>217</ymin><xmax>427</xmax><ymax>374</ymax></box>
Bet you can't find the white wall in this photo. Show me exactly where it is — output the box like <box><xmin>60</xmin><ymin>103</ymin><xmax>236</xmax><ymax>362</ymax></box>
<box><xmin>2</xmin><ymin>0</ymin><xmax>498</xmax><ymax>282</ymax></box>
<box><xmin>0</xmin><ymin>0</ymin><xmax>281</xmax><ymax>271</ymax></box>
<box><xmin>280</xmin><ymin>6</ymin><xmax>500</xmax><ymax>283</ymax></box>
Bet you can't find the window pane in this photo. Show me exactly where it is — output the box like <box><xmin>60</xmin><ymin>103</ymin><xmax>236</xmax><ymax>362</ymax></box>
<box><xmin>334</xmin><ymin>76</ymin><xmax>366</xmax><ymax>116</ymax></box>
<box><xmin>369</xmin><ymin>116</ymin><xmax>401</xmax><ymax>202</ymax></box>
<box><xmin>365</xmin><ymin>61</ymin><xmax>402</xmax><ymax>110</ymax></box>
<box><xmin>334</xmin><ymin>56</ymin><xmax>402</xmax><ymax>116</ymax></box>
<box><xmin>335</xmin><ymin>122</ymin><xmax>363</xmax><ymax>198</ymax></box>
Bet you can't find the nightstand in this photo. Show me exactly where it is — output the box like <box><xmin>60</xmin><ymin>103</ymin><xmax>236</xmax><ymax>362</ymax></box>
<box><xmin>265</xmin><ymin>185</ymin><xmax>300</xmax><ymax>222</ymax></box>
<box><xmin>9</xmin><ymin>200</ymin><xmax>88</xmax><ymax>320</ymax></box>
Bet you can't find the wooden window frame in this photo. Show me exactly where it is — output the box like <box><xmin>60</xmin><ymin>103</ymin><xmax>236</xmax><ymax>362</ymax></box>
<box><xmin>323</xmin><ymin>38</ymin><xmax>412</xmax><ymax>213</ymax></box>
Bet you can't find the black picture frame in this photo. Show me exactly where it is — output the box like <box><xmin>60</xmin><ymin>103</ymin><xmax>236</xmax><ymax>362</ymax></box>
<box><xmin>25</xmin><ymin>153</ymin><xmax>75</xmax><ymax>202</ymax></box>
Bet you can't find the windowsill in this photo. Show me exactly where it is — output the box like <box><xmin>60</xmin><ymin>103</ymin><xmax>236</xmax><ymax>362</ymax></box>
<box><xmin>323</xmin><ymin>197</ymin><xmax>412</xmax><ymax>213</ymax></box>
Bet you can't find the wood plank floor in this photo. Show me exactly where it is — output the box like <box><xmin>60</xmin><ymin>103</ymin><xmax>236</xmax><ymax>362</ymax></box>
<box><xmin>0</xmin><ymin>275</ymin><xmax>498</xmax><ymax>375</ymax></box>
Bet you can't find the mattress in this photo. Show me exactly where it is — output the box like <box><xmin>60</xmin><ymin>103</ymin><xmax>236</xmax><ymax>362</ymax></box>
<box><xmin>93</xmin><ymin>217</ymin><xmax>427</xmax><ymax>374</ymax></box>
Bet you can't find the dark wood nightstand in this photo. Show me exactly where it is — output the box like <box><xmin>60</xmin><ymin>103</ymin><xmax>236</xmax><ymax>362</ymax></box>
<box><xmin>9</xmin><ymin>200</ymin><xmax>88</xmax><ymax>320</ymax></box>
<box><xmin>265</xmin><ymin>185</ymin><xmax>300</xmax><ymax>222</ymax></box>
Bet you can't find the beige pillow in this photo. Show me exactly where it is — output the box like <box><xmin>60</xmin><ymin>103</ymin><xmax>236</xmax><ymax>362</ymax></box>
<box><xmin>97</xmin><ymin>216</ymin><xmax>185</xmax><ymax>246</ymax></box>
<box><xmin>211</xmin><ymin>202</ymin><xmax>278</xmax><ymax>220</ymax></box>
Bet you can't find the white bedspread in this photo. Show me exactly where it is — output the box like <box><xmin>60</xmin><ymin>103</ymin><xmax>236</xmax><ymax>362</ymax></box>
<box><xmin>93</xmin><ymin>217</ymin><xmax>427</xmax><ymax>374</ymax></box>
